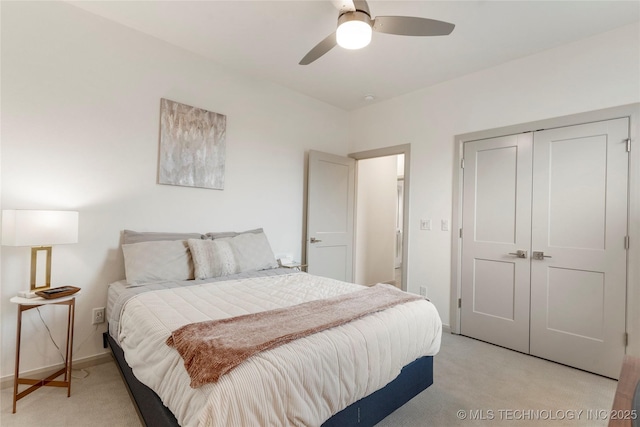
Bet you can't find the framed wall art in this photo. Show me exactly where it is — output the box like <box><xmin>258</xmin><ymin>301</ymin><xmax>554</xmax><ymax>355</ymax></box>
<box><xmin>158</xmin><ymin>98</ymin><xmax>227</xmax><ymax>190</ymax></box>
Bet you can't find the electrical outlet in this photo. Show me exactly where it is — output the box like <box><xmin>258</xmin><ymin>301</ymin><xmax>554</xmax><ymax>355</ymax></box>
<box><xmin>419</xmin><ymin>286</ymin><xmax>427</xmax><ymax>297</ymax></box>
<box><xmin>420</xmin><ymin>219</ymin><xmax>431</xmax><ymax>231</ymax></box>
<box><xmin>92</xmin><ymin>307</ymin><xmax>105</xmax><ymax>324</ymax></box>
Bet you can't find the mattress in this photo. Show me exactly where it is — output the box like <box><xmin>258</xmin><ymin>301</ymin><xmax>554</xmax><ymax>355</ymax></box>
<box><xmin>107</xmin><ymin>267</ymin><xmax>293</xmax><ymax>341</ymax></box>
<box><xmin>111</xmin><ymin>271</ymin><xmax>441</xmax><ymax>427</ymax></box>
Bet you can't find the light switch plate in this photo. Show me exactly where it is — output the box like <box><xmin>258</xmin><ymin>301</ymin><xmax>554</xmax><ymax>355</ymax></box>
<box><xmin>420</xmin><ymin>219</ymin><xmax>431</xmax><ymax>231</ymax></box>
<box><xmin>441</xmin><ymin>219</ymin><xmax>449</xmax><ymax>231</ymax></box>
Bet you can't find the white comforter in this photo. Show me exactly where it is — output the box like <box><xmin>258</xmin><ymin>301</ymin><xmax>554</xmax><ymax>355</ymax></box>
<box><xmin>118</xmin><ymin>272</ymin><xmax>441</xmax><ymax>427</ymax></box>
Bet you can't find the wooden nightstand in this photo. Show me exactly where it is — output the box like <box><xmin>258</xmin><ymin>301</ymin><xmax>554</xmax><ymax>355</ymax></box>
<box><xmin>10</xmin><ymin>294</ymin><xmax>77</xmax><ymax>413</ymax></box>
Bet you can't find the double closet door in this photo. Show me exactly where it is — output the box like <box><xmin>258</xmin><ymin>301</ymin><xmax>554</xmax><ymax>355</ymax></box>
<box><xmin>460</xmin><ymin>118</ymin><xmax>629</xmax><ymax>379</ymax></box>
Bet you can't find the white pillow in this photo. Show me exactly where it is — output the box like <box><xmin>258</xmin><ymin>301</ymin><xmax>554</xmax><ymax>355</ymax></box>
<box><xmin>122</xmin><ymin>240</ymin><xmax>194</xmax><ymax>285</ymax></box>
<box><xmin>188</xmin><ymin>238</ymin><xmax>240</xmax><ymax>280</ymax></box>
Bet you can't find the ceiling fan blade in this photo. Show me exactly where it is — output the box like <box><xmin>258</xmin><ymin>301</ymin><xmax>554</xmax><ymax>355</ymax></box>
<box><xmin>331</xmin><ymin>0</ymin><xmax>355</xmax><ymax>14</ymax></box>
<box><xmin>299</xmin><ymin>32</ymin><xmax>337</xmax><ymax>65</ymax></box>
<box><xmin>372</xmin><ymin>16</ymin><xmax>455</xmax><ymax>37</ymax></box>
<box><xmin>352</xmin><ymin>0</ymin><xmax>370</xmax><ymax>16</ymax></box>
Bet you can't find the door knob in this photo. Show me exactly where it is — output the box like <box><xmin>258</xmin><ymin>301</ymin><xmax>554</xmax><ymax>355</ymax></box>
<box><xmin>532</xmin><ymin>251</ymin><xmax>552</xmax><ymax>260</ymax></box>
<box><xmin>310</xmin><ymin>237</ymin><xmax>322</xmax><ymax>243</ymax></box>
<box><xmin>508</xmin><ymin>250</ymin><xmax>528</xmax><ymax>259</ymax></box>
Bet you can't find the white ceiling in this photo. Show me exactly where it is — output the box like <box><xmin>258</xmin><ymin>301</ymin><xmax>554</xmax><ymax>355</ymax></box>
<box><xmin>68</xmin><ymin>1</ymin><xmax>640</xmax><ymax>111</ymax></box>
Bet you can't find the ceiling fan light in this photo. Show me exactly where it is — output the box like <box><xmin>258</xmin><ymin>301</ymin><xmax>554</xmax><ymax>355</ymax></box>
<box><xmin>336</xmin><ymin>19</ymin><xmax>372</xmax><ymax>50</ymax></box>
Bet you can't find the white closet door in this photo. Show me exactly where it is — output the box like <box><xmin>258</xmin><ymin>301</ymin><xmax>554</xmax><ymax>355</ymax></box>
<box><xmin>530</xmin><ymin>118</ymin><xmax>629</xmax><ymax>378</ymax></box>
<box><xmin>460</xmin><ymin>133</ymin><xmax>533</xmax><ymax>353</ymax></box>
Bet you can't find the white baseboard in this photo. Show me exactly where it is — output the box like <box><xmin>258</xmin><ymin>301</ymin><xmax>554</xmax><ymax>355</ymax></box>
<box><xmin>442</xmin><ymin>324</ymin><xmax>451</xmax><ymax>334</ymax></box>
<box><xmin>1</xmin><ymin>351</ymin><xmax>113</xmax><ymax>390</ymax></box>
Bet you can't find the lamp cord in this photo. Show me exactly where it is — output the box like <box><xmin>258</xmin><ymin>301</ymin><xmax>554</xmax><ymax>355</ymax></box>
<box><xmin>36</xmin><ymin>307</ymin><xmax>90</xmax><ymax>379</ymax></box>
<box><xmin>36</xmin><ymin>307</ymin><xmax>64</xmax><ymax>358</ymax></box>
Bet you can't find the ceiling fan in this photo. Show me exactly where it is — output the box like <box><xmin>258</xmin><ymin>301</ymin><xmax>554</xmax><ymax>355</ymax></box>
<box><xmin>299</xmin><ymin>0</ymin><xmax>455</xmax><ymax>65</ymax></box>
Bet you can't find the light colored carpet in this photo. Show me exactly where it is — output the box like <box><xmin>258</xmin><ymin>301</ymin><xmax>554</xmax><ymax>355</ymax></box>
<box><xmin>0</xmin><ymin>333</ymin><xmax>617</xmax><ymax>426</ymax></box>
<box><xmin>377</xmin><ymin>333</ymin><xmax>617</xmax><ymax>426</ymax></box>
<box><xmin>0</xmin><ymin>359</ymin><xmax>142</xmax><ymax>427</ymax></box>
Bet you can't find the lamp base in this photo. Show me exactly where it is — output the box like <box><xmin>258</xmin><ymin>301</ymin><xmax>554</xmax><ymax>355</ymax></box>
<box><xmin>17</xmin><ymin>290</ymin><xmax>39</xmax><ymax>299</ymax></box>
<box><xmin>31</xmin><ymin>246</ymin><xmax>52</xmax><ymax>291</ymax></box>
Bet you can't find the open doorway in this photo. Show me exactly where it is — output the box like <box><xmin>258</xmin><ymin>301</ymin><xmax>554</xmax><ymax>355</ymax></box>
<box><xmin>395</xmin><ymin>155</ymin><xmax>405</xmax><ymax>283</ymax></box>
<box><xmin>354</xmin><ymin>154</ymin><xmax>404</xmax><ymax>288</ymax></box>
<box><xmin>349</xmin><ymin>143</ymin><xmax>410</xmax><ymax>290</ymax></box>
<box><xmin>305</xmin><ymin>145</ymin><xmax>410</xmax><ymax>289</ymax></box>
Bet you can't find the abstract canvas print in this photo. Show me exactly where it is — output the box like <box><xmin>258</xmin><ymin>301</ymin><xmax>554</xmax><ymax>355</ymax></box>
<box><xmin>158</xmin><ymin>98</ymin><xmax>226</xmax><ymax>190</ymax></box>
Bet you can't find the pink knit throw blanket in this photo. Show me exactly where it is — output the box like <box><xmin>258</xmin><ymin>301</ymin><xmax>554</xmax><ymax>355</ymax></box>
<box><xmin>166</xmin><ymin>284</ymin><xmax>423</xmax><ymax>387</ymax></box>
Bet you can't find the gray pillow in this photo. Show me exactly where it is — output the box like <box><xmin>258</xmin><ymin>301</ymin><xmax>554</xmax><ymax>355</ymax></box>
<box><xmin>123</xmin><ymin>229</ymin><xmax>204</xmax><ymax>245</ymax></box>
<box><xmin>122</xmin><ymin>240</ymin><xmax>194</xmax><ymax>285</ymax></box>
<box><xmin>189</xmin><ymin>230</ymin><xmax>278</xmax><ymax>279</ymax></box>
<box><xmin>205</xmin><ymin>228</ymin><xmax>263</xmax><ymax>240</ymax></box>
<box><xmin>222</xmin><ymin>231</ymin><xmax>278</xmax><ymax>272</ymax></box>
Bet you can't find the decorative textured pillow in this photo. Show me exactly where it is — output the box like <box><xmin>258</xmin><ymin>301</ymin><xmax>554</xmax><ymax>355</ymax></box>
<box><xmin>188</xmin><ymin>239</ymin><xmax>240</xmax><ymax>280</ymax></box>
<box><xmin>122</xmin><ymin>240</ymin><xmax>194</xmax><ymax>285</ymax></box>
<box><xmin>123</xmin><ymin>230</ymin><xmax>204</xmax><ymax>245</ymax></box>
<box><xmin>224</xmin><ymin>231</ymin><xmax>279</xmax><ymax>272</ymax></box>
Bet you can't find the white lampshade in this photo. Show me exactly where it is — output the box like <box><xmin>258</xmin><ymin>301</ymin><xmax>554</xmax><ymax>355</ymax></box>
<box><xmin>2</xmin><ymin>210</ymin><xmax>79</xmax><ymax>247</ymax></box>
<box><xmin>336</xmin><ymin>19</ymin><xmax>372</xmax><ymax>50</ymax></box>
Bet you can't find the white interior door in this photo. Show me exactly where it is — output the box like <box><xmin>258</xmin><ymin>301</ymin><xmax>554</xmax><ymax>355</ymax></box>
<box><xmin>460</xmin><ymin>133</ymin><xmax>533</xmax><ymax>353</ymax></box>
<box><xmin>306</xmin><ymin>150</ymin><xmax>355</xmax><ymax>282</ymax></box>
<box><xmin>529</xmin><ymin>118</ymin><xmax>629</xmax><ymax>378</ymax></box>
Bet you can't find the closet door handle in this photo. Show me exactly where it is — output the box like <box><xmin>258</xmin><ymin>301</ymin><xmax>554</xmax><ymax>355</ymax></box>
<box><xmin>508</xmin><ymin>250</ymin><xmax>528</xmax><ymax>259</ymax></box>
<box><xmin>310</xmin><ymin>237</ymin><xmax>322</xmax><ymax>243</ymax></box>
<box><xmin>532</xmin><ymin>251</ymin><xmax>552</xmax><ymax>260</ymax></box>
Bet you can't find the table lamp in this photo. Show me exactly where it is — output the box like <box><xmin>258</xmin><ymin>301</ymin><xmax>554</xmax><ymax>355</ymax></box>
<box><xmin>2</xmin><ymin>210</ymin><xmax>79</xmax><ymax>298</ymax></box>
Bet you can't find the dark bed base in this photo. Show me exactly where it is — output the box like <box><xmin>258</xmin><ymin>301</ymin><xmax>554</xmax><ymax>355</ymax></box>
<box><xmin>107</xmin><ymin>333</ymin><xmax>179</xmax><ymax>426</ymax></box>
<box><xmin>321</xmin><ymin>354</ymin><xmax>433</xmax><ymax>427</ymax></box>
<box><xmin>106</xmin><ymin>332</ymin><xmax>433</xmax><ymax>426</ymax></box>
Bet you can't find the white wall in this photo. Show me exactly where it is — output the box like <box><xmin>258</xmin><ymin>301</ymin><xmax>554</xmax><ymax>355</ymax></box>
<box><xmin>0</xmin><ymin>1</ymin><xmax>349</xmax><ymax>379</ymax></box>
<box><xmin>348</xmin><ymin>22</ymin><xmax>640</xmax><ymax>355</ymax></box>
<box><xmin>354</xmin><ymin>156</ymin><xmax>397</xmax><ymax>286</ymax></box>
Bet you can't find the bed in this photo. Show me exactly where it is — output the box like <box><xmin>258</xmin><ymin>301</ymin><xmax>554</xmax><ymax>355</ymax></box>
<box><xmin>106</xmin><ymin>229</ymin><xmax>442</xmax><ymax>427</ymax></box>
